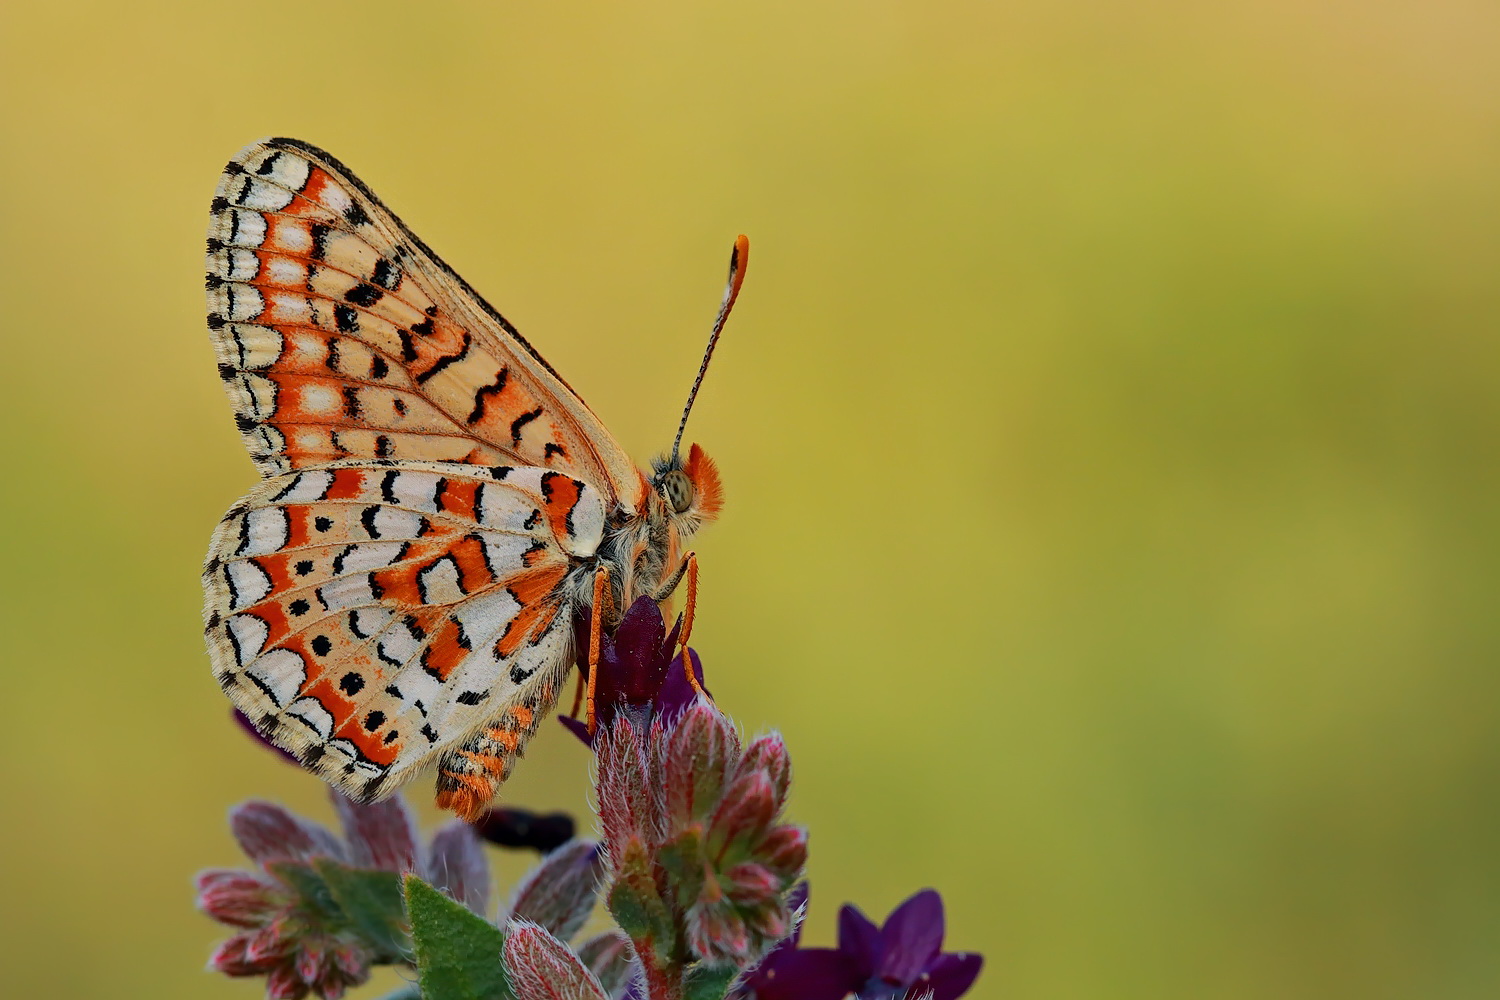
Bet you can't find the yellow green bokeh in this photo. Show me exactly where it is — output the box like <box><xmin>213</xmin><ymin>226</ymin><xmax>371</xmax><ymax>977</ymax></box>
<box><xmin>2</xmin><ymin>2</ymin><xmax>1497</xmax><ymax>997</ymax></box>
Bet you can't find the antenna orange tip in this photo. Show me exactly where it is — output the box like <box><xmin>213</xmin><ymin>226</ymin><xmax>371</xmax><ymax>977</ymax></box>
<box><xmin>729</xmin><ymin>234</ymin><xmax>750</xmax><ymax>300</ymax></box>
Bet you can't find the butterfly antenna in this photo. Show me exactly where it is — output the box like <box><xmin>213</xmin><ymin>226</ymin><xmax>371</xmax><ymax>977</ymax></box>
<box><xmin>671</xmin><ymin>234</ymin><xmax>749</xmax><ymax>466</ymax></box>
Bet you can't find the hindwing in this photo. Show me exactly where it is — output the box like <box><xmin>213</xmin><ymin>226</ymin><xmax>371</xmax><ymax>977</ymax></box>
<box><xmin>203</xmin><ymin>461</ymin><xmax>605</xmax><ymax>802</ymax></box>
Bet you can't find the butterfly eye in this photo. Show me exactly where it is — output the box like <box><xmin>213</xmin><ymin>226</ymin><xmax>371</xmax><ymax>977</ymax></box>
<box><xmin>662</xmin><ymin>470</ymin><xmax>694</xmax><ymax>513</ymax></box>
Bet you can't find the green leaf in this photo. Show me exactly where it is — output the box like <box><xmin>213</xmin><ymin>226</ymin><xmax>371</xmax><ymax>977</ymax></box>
<box><xmin>606</xmin><ymin>868</ymin><xmax>676</xmax><ymax>963</ymax></box>
<box><xmin>264</xmin><ymin>860</ymin><xmax>341</xmax><ymax>921</ymax></box>
<box><xmin>407</xmin><ymin>873</ymin><xmax>513</xmax><ymax>1000</ymax></box>
<box><xmin>683</xmin><ymin>962</ymin><xmax>740</xmax><ymax>1000</ymax></box>
<box><xmin>314</xmin><ymin>858</ymin><xmax>409</xmax><ymax>961</ymax></box>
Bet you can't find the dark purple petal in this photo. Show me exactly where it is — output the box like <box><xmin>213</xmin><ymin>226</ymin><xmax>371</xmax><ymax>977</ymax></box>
<box><xmin>330</xmin><ymin>790</ymin><xmax>417</xmax><ymax>873</ymax></box>
<box><xmin>471</xmin><ymin>807</ymin><xmax>576</xmax><ymax>853</ymax></box>
<box><xmin>837</xmin><ymin>904</ymin><xmax>882</xmax><ymax>978</ymax></box>
<box><xmin>745</xmin><ymin>948</ymin><xmax>861</xmax><ymax>1000</ymax></box>
<box><xmin>612</xmin><ymin>597</ymin><xmax>669</xmax><ymax>701</ymax></box>
<box><xmin>421</xmin><ymin>820</ymin><xmax>491</xmax><ymax>914</ymax></box>
<box><xmin>876</xmin><ymin>889</ymin><xmax>944</xmax><ymax>986</ymax></box>
<box><xmin>656</xmin><ymin>648</ymin><xmax>708</xmax><ymax>722</ymax></box>
<box><xmin>922</xmin><ymin>952</ymin><xmax>984</xmax><ymax>1000</ymax></box>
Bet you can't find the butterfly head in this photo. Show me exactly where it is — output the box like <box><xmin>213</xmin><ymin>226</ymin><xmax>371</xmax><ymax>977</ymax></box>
<box><xmin>652</xmin><ymin>442</ymin><xmax>724</xmax><ymax>531</ymax></box>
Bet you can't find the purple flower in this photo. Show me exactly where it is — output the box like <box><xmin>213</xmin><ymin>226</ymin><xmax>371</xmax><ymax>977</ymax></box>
<box><xmin>735</xmin><ymin>886</ymin><xmax>982</xmax><ymax>1000</ymax></box>
<box><xmin>562</xmin><ymin>596</ymin><xmax>709</xmax><ymax>747</ymax></box>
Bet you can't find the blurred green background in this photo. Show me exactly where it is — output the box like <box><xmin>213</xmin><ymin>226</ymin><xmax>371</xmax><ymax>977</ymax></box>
<box><xmin>2</xmin><ymin>1</ymin><xmax>1498</xmax><ymax>997</ymax></box>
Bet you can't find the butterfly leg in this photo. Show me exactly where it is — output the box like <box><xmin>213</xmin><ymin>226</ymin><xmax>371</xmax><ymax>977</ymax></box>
<box><xmin>434</xmin><ymin>679</ymin><xmax>562</xmax><ymax>821</ymax></box>
<box><xmin>586</xmin><ymin>564</ymin><xmax>611</xmax><ymax>736</ymax></box>
<box><xmin>675</xmin><ymin>554</ymin><xmax>709</xmax><ymax>700</ymax></box>
<box><xmin>652</xmin><ymin>554</ymin><xmax>693</xmax><ymax>602</ymax></box>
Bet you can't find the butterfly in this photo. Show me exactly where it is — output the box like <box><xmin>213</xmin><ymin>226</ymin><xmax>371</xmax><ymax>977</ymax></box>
<box><xmin>202</xmin><ymin>138</ymin><xmax>742</xmax><ymax>819</ymax></box>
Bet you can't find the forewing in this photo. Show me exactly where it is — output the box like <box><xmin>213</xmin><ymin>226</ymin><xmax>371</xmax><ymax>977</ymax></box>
<box><xmin>205</xmin><ymin>138</ymin><xmax>645</xmax><ymax>510</ymax></box>
<box><xmin>204</xmin><ymin>461</ymin><xmax>607</xmax><ymax>803</ymax></box>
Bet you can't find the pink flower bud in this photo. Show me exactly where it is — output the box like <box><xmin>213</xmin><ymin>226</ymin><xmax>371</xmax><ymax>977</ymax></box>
<box><xmin>265</xmin><ymin>963</ymin><xmax>310</xmax><ymax>999</ymax></box>
<box><xmin>245</xmin><ymin>918</ymin><xmax>295</xmax><ymax>963</ymax></box>
<box><xmin>686</xmin><ymin>899</ymin><xmax>751</xmax><ymax>964</ymax></box>
<box><xmin>745</xmin><ymin>899</ymin><xmax>791</xmax><ymax>942</ymax></box>
<box><xmin>707</xmin><ymin>772</ymin><xmax>776</xmax><ymax>853</ymax></box>
<box><xmin>231</xmin><ymin>802</ymin><xmax>342</xmax><ymax>865</ymax></box>
<box><xmin>664</xmin><ymin>703</ymin><xmax>736</xmax><ymax>830</ymax></box>
<box><xmin>597</xmin><ymin>717</ymin><xmax>662</xmax><ymax>857</ymax></box>
<box><xmin>329</xmin><ymin>943</ymin><xmax>368</xmax><ymax>979</ymax></box>
<box><xmin>196</xmin><ymin>870</ymin><xmax>282</xmax><ymax>927</ymax></box>
<box><xmin>208</xmin><ymin>934</ymin><xmax>261</xmax><ymax>976</ymax></box>
<box><xmin>505</xmin><ymin>922</ymin><xmax>610</xmax><ymax>1000</ymax></box>
<box><xmin>756</xmin><ymin>825</ymin><xmax>809</xmax><ymax>881</ymax></box>
<box><xmin>736</xmin><ymin>733</ymin><xmax>792</xmax><ymax>806</ymax></box>
<box><xmin>723</xmin><ymin>862</ymin><xmax>781</xmax><ymax>907</ymax></box>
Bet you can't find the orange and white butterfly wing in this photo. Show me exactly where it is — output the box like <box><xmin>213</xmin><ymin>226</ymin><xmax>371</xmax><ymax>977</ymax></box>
<box><xmin>205</xmin><ymin>461</ymin><xmax>607</xmax><ymax>806</ymax></box>
<box><xmin>205</xmin><ymin>137</ymin><xmax>645</xmax><ymax>511</ymax></box>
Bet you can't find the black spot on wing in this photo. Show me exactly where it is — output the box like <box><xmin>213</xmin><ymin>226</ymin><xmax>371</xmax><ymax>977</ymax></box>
<box><xmin>415</xmin><ymin>332</ymin><xmax>471</xmax><ymax>385</ymax></box>
<box><xmin>345</xmin><ymin>283</ymin><xmax>383</xmax><ymax>307</ymax></box>
<box><xmin>310</xmin><ymin>223</ymin><xmax>331</xmax><ymax>260</ymax></box>
<box><xmin>372</xmin><ymin>258</ymin><xmax>400</xmax><ymax>290</ymax></box>
<box><xmin>467</xmin><ymin>367</ymin><xmax>509</xmax><ymax>424</ymax></box>
<box><xmin>509</xmin><ymin>406</ymin><xmax>543</xmax><ymax>445</ymax></box>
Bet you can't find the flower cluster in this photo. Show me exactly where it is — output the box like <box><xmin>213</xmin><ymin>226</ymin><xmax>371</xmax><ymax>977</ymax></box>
<box><xmin>200</xmin><ymin>598</ymin><xmax>983</xmax><ymax>1000</ymax></box>
<box><xmin>597</xmin><ymin>701</ymin><xmax>806</xmax><ymax>995</ymax></box>
<box><xmin>198</xmin><ymin>793</ymin><xmax>486</xmax><ymax>999</ymax></box>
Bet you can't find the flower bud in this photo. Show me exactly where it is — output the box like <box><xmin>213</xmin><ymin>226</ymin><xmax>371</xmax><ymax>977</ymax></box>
<box><xmin>208</xmin><ymin>934</ymin><xmax>259</xmax><ymax>976</ymax></box>
<box><xmin>686</xmin><ymin>898</ymin><xmax>751</xmax><ymax>965</ymax></box>
<box><xmin>230</xmin><ymin>802</ymin><xmax>341</xmax><ymax>865</ymax></box>
<box><xmin>707</xmin><ymin>772</ymin><xmax>777</xmax><ymax>857</ymax></box>
<box><xmin>264</xmin><ymin>963</ymin><xmax>309</xmax><ymax>999</ymax></box>
<box><xmin>196</xmin><ymin>870</ymin><xmax>283</xmax><ymax>927</ymax></box>
<box><xmin>736</xmin><ymin>733</ymin><xmax>792</xmax><ymax>807</ymax></box>
<box><xmin>756</xmin><ymin>825</ymin><xmax>809</xmax><ymax>882</ymax></box>
<box><xmin>664</xmin><ymin>703</ymin><xmax>735</xmax><ymax>830</ymax></box>
<box><xmin>723</xmin><ymin>863</ymin><xmax>781</xmax><ymax>907</ymax></box>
